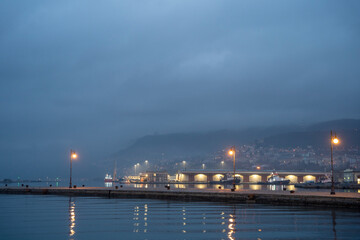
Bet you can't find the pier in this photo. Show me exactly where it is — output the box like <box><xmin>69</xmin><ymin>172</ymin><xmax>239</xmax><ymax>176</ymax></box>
<box><xmin>1</xmin><ymin>186</ymin><xmax>359</xmax><ymax>209</ymax></box>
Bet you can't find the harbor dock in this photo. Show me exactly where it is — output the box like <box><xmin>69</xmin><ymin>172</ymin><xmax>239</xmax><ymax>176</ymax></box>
<box><xmin>1</xmin><ymin>186</ymin><xmax>360</xmax><ymax>209</ymax></box>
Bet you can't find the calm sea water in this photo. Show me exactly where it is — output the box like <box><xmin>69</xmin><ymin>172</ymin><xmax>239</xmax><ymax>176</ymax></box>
<box><xmin>1</xmin><ymin>194</ymin><xmax>359</xmax><ymax>240</ymax></box>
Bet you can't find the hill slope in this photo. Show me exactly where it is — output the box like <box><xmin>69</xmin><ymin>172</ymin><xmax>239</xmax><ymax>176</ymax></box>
<box><xmin>112</xmin><ymin>119</ymin><xmax>360</xmax><ymax>168</ymax></box>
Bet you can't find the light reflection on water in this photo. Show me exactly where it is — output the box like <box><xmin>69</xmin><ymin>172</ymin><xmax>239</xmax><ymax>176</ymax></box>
<box><xmin>0</xmin><ymin>195</ymin><xmax>360</xmax><ymax>240</ymax></box>
<box><xmin>68</xmin><ymin>198</ymin><xmax>75</xmax><ymax>239</ymax></box>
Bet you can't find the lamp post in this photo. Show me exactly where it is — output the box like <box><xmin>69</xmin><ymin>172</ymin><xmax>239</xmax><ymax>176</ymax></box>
<box><xmin>134</xmin><ymin>163</ymin><xmax>140</xmax><ymax>175</ymax></box>
<box><xmin>182</xmin><ymin>161</ymin><xmax>186</xmax><ymax>171</ymax></box>
<box><xmin>69</xmin><ymin>150</ymin><xmax>77</xmax><ymax>188</ymax></box>
<box><xmin>228</xmin><ymin>146</ymin><xmax>236</xmax><ymax>191</ymax></box>
<box><xmin>221</xmin><ymin>161</ymin><xmax>225</xmax><ymax>169</ymax></box>
<box><xmin>145</xmin><ymin>160</ymin><xmax>149</xmax><ymax>170</ymax></box>
<box><xmin>330</xmin><ymin>131</ymin><xmax>339</xmax><ymax>195</ymax></box>
<box><xmin>202</xmin><ymin>163</ymin><xmax>205</xmax><ymax>170</ymax></box>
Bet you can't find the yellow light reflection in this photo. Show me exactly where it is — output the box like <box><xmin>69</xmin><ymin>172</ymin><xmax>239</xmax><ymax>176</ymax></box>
<box><xmin>143</xmin><ymin>204</ymin><xmax>148</xmax><ymax>233</ymax></box>
<box><xmin>250</xmin><ymin>184</ymin><xmax>261</xmax><ymax>190</ymax></box>
<box><xmin>227</xmin><ymin>213</ymin><xmax>236</xmax><ymax>240</ymax></box>
<box><xmin>133</xmin><ymin>206</ymin><xmax>139</xmax><ymax>232</ymax></box>
<box><xmin>195</xmin><ymin>184</ymin><xmax>207</xmax><ymax>189</ymax></box>
<box><xmin>288</xmin><ymin>185</ymin><xmax>295</xmax><ymax>191</ymax></box>
<box><xmin>182</xmin><ymin>207</ymin><xmax>186</xmax><ymax>234</ymax></box>
<box><xmin>69</xmin><ymin>199</ymin><xmax>76</xmax><ymax>238</ymax></box>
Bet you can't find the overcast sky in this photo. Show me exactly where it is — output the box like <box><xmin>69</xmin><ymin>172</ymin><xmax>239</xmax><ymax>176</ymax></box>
<box><xmin>1</xmin><ymin>0</ymin><xmax>359</xmax><ymax>179</ymax></box>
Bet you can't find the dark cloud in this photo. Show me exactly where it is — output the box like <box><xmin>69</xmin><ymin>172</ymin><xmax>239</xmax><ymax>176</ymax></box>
<box><xmin>1</xmin><ymin>0</ymin><xmax>360</xmax><ymax>178</ymax></box>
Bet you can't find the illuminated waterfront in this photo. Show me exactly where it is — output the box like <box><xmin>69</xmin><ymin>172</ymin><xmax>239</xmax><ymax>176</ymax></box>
<box><xmin>1</xmin><ymin>194</ymin><xmax>359</xmax><ymax>240</ymax></box>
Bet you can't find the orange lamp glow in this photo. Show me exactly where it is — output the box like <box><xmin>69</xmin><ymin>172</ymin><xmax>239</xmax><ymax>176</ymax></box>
<box><xmin>333</xmin><ymin>138</ymin><xmax>339</xmax><ymax>144</ymax></box>
<box><xmin>72</xmin><ymin>153</ymin><xmax>77</xmax><ymax>159</ymax></box>
<box><xmin>256</xmin><ymin>166</ymin><xmax>261</xmax><ymax>170</ymax></box>
<box><xmin>228</xmin><ymin>150</ymin><xmax>234</xmax><ymax>156</ymax></box>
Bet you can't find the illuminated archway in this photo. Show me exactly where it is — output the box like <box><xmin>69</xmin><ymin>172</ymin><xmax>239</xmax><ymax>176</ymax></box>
<box><xmin>303</xmin><ymin>175</ymin><xmax>316</xmax><ymax>182</ymax></box>
<box><xmin>285</xmin><ymin>175</ymin><xmax>298</xmax><ymax>183</ymax></box>
<box><xmin>249</xmin><ymin>174</ymin><xmax>262</xmax><ymax>183</ymax></box>
<box><xmin>178</xmin><ymin>174</ymin><xmax>189</xmax><ymax>182</ymax></box>
<box><xmin>213</xmin><ymin>174</ymin><xmax>225</xmax><ymax>181</ymax></box>
<box><xmin>234</xmin><ymin>174</ymin><xmax>244</xmax><ymax>182</ymax></box>
<box><xmin>194</xmin><ymin>174</ymin><xmax>208</xmax><ymax>182</ymax></box>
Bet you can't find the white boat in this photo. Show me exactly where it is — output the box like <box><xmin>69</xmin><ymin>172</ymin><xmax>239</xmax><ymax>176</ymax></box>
<box><xmin>209</xmin><ymin>174</ymin><xmax>241</xmax><ymax>184</ymax></box>
<box><xmin>258</xmin><ymin>173</ymin><xmax>290</xmax><ymax>185</ymax></box>
<box><xmin>104</xmin><ymin>174</ymin><xmax>113</xmax><ymax>183</ymax></box>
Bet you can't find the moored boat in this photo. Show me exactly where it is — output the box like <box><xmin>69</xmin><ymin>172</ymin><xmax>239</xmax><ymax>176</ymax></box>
<box><xmin>258</xmin><ymin>173</ymin><xmax>290</xmax><ymax>185</ymax></box>
<box><xmin>104</xmin><ymin>174</ymin><xmax>113</xmax><ymax>183</ymax></box>
<box><xmin>209</xmin><ymin>175</ymin><xmax>241</xmax><ymax>184</ymax></box>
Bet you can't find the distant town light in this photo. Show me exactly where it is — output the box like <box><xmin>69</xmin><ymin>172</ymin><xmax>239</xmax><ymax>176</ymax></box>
<box><xmin>256</xmin><ymin>166</ymin><xmax>261</xmax><ymax>170</ymax></box>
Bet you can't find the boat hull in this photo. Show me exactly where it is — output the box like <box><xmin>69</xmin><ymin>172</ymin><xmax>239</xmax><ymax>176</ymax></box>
<box><xmin>209</xmin><ymin>179</ymin><xmax>241</xmax><ymax>184</ymax></box>
<box><xmin>257</xmin><ymin>180</ymin><xmax>290</xmax><ymax>185</ymax></box>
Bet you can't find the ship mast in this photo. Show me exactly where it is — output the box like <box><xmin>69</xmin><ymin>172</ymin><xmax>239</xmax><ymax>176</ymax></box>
<box><xmin>113</xmin><ymin>160</ymin><xmax>117</xmax><ymax>181</ymax></box>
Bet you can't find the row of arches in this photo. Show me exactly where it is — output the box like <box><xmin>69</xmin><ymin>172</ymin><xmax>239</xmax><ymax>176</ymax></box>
<box><xmin>181</xmin><ymin>174</ymin><xmax>317</xmax><ymax>183</ymax></box>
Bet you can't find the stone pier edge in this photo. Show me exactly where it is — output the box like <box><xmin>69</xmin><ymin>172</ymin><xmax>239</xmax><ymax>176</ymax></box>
<box><xmin>1</xmin><ymin>187</ymin><xmax>360</xmax><ymax>209</ymax></box>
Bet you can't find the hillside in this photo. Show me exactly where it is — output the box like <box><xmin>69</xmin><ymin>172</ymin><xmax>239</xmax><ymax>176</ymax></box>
<box><xmin>112</xmin><ymin>119</ymin><xmax>360</xmax><ymax>169</ymax></box>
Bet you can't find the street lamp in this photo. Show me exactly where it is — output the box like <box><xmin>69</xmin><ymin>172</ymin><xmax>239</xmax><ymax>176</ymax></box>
<box><xmin>145</xmin><ymin>160</ymin><xmax>149</xmax><ymax>170</ymax></box>
<box><xmin>330</xmin><ymin>131</ymin><xmax>340</xmax><ymax>195</ymax></box>
<box><xmin>202</xmin><ymin>163</ymin><xmax>205</xmax><ymax>170</ymax></box>
<box><xmin>182</xmin><ymin>161</ymin><xmax>186</xmax><ymax>171</ymax></box>
<box><xmin>69</xmin><ymin>150</ymin><xmax>77</xmax><ymax>188</ymax></box>
<box><xmin>221</xmin><ymin>161</ymin><xmax>225</xmax><ymax>169</ymax></box>
<box><xmin>228</xmin><ymin>146</ymin><xmax>236</xmax><ymax>191</ymax></box>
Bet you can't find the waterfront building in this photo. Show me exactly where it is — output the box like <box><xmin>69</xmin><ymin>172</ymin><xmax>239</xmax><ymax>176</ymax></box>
<box><xmin>343</xmin><ymin>169</ymin><xmax>360</xmax><ymax>183</ymax></box>
<box><xmin>140</xmin><ymin>171</ymin><xmax>169</xmax><ymax>183</ymax></box>
<box><xmin>176</xmin><ymin>170</ymin><xmax>328</xmax><ymax>183</ymax></box>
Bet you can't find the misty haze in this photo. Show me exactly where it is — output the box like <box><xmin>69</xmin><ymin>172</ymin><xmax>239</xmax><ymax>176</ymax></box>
<box><xmin>2</xmin><ymin>2</ymin><xmax>360</xmax><ymax>240</ymax></box>
<box><xmin>1</xmin><ymin>1</ymin><xmax>359</xmax><ymax>181</ymax></box>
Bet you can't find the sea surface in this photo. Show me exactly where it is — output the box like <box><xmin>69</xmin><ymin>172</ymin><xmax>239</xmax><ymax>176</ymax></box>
<box><xmin>0</xmin><ymin>194</ymin><xmax>359</xmax><ymax>240</ymax></box>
